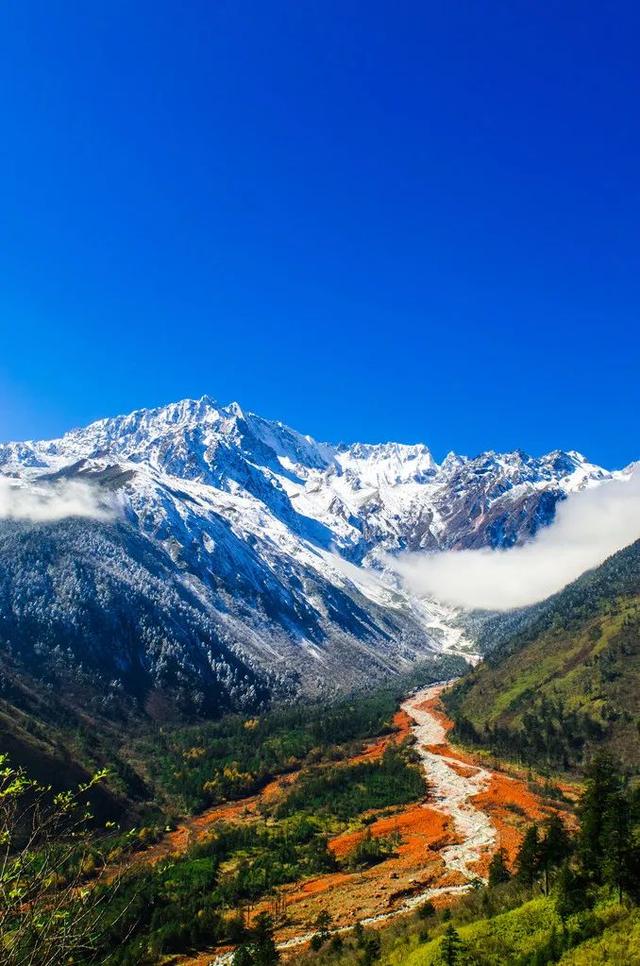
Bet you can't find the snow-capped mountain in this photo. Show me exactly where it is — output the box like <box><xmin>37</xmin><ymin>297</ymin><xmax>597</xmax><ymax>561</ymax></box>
<box><xmin>0</xmin><ymin>397</ymin><xmax>616</xmax><ymax>715</ymax></box>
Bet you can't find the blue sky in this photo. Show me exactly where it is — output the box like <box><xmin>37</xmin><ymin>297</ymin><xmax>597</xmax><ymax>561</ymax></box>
<box><xmin>1</xmin><ymin>2</ymin><xmax>638</xmax><ymax>467</ymax></box>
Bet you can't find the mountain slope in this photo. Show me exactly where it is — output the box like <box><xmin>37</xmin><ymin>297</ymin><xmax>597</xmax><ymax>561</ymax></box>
<box><xmin>0</xmin><ymin>396</ymin><xmax>618</xmax><ymax>718</ymax></box>
<box><xmin>444</xmin><ymin>539</ymin><xmax>640</xmax><ymax>770</ymax></box>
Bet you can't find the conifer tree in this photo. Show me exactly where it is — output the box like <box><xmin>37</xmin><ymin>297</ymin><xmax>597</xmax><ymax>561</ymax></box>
<box><xmin>516</xmin><ymin>825</ymin><xmax>540</xmax><ymax>886</ymax></box>
<box><xmin>488</xmin><ymin>848</ymin><xmax>511</xmax><ymax>887</ymax></box>
<box><xmin>601</xmin><ymin>789</ymin><xmax>632</xmax><ymax>903</ymax></box>
<box><xmin>577</xmin><ymin>753</ymin><xmax>623</xmax><ymax>881</ymax></box>
<box><xmin>253</xmin><ymin>912</ymin><xmax>279</xmax><ymax>966</ymax></box>
<box><xmin>232</xmin><ymin>913</ymin><xmax>280</xmax><ymax>966</ymax></box>
<box><xmin>555</xmin><ymin>862</ymin><xmax>592</xmax><ymax>923</ymax></box>
<box><xmin>539</xmin><ymin>814</ymin><xmax>572</xmax><ymax>894</ymax></box>
<box><xmin>438</xmin><ymin>923</ymin><xmax>466</xmax><ymax>965</ymax></box>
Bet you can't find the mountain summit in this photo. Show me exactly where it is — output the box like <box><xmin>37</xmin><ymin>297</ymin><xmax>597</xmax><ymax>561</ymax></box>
<box><xmin>0</xmin><ymin>398</ymin><xmax>614</xmax><ymax>715</ymax></box>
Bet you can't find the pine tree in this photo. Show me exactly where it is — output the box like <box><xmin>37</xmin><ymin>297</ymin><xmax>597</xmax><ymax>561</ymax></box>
<box><xmin>516</xmin><ymin>825</ymin><xmax>541</xmax><ymax>886</ymax></box>
<box><xmin>314</xmin><ymin>909</ymin><xmax>333</xmax><ymax>943</ymax></box>
<box><xmin>362</xmin><ymin>932</ymin><xmax>381</xmax><ymax>966</ymax></box>
<box><xmin>574</xmin><ymin>754</ymin><xmax>640</xmax><ymax>902</ymax></box>
<box><xmin>438</xmin><ymin>924</ymin><xmax>466</xmax><ymax>965</ymax></box>
<box><xmin>601</xmin><ymin>789</ymin><xmax>631</xmax><ymax>902</ymax></box>
<box><xmin>555</xmin><ymin>862</ymin><xmax>592</xmax><ymax>923</ymax></box>
<box><xmin>539</xmin><ymin>814</ymin><xmax>572</xmax><ymax>894</ymax></box>
<box><xmin>577</xmin><ymin>753</ymin><xmax>623</xmax><ymax>881</ymax></box>
<box><xmin>233</xmin><ymin>913</ymin><xmax>280</xmax><ymax>966</ymax></box>
<box><xmin>310</xmin><ymin>909</ymin><xmax>333</xmax><ymax>950</ymax></box>
<box><xmin>488</xmin><ymin>848</ymin><xmax>511</xmax><ymax>887</ymax></box>
<box><xmin>232</xmin><ymin>947</ymin><xmax>254</xmax><ymax>966</ymax></box>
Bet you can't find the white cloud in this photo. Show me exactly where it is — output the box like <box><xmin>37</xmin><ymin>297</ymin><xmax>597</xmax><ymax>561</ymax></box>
<box><xmin>392</xmin><ymin>469</ymin><xmax>640</xmax><ymax>611</ymax></box>
<box><xmin>0</xmin><ymin>477</ymin><xmax>117</xmax><ymax>523</ymax></box>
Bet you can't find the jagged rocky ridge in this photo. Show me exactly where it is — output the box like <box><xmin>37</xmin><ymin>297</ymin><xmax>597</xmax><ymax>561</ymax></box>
<box><xmin>0</xmin><ymin>397</ymin><xmax>615</xmax><ymax>715</ymax></box>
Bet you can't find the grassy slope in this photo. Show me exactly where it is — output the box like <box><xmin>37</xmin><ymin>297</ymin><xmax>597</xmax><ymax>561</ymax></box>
<box><xmin>394</xmin><ymin>897</ymin><xmax>640</xmax><ymax>966</ymax></box>
<box><xmin>397</xmin><ymin>897</ymin><xmax>557</xmax><ymax>966</ymax></box>
<box><xmin>444</xmin><ymin>539</ymin><xmax>640</xmax><ymax>770</ymax></box>
<box><xmin>300</xmin><ymin>885</ymin><xmax>640</xmax><ymax>966</ymax></box>
<box><xmin>558</xmin><ymin>907</ymin><xmax>640</xmax><ymax>964</ymax></box>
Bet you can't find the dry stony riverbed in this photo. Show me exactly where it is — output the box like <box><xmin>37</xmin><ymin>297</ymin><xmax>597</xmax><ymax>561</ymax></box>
<box><xmin>175</xmin><ymin>683</ymin><xmax>572</xmax><ymax>966</ymax></box>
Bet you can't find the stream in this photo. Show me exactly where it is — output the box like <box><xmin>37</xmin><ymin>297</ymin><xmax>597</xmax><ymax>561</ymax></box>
<box><xmin>207</xmin><ymin>682</ymin><xmax>497</xmax><ymax>964</ymax></box>
<box><xmin>401</xmin><ymin>684</ymin><xmax>496</xmax><ymax>882</ymax></box>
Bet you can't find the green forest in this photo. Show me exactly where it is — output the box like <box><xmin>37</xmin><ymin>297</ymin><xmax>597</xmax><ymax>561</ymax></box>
<box><xmin>1</xmin><ymin>663</ymin><xmax>446</xmax><ymax>966</ymax></box>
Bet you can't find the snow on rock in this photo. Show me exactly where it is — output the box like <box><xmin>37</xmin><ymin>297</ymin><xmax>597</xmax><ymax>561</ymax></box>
<box><xmin>0</xmin><ymin>397</ymin><xmax>623</xmax><ymax>702</ymax></box>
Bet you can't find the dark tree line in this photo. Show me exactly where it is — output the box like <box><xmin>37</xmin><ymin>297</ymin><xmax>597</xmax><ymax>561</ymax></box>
<box><xmin>451</xmin><ymin>696</ymin><xmax>604</xmax><ymax>771</ymax></box>
<box><xmin>503</xmin><ymin>754</ymin><xmax>640</xmax><ymax>911</ymax></box>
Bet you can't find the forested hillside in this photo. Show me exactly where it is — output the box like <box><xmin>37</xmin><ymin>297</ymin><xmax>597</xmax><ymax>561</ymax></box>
<box><xmin>444</xmin><ymin>539</ymin><xmax>640</xmax><ymax>771</ymax></box>
<box><xmin>0</xmin><ymin>649</ymin><xmax>464</xmax><ymax>822</ymax></box>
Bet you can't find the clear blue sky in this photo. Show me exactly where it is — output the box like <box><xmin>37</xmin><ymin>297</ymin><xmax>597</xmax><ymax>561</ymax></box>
<box><xmin>1</xmin><ymin>2</ymin><xmax>638</xmax><ymax>467</ymax></box>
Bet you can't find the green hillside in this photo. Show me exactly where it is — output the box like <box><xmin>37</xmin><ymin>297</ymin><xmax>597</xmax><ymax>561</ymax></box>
<box><xmin>444</xmin><ymin>539</ymin><xmax>640</xmax><ymax>772</ymax></box>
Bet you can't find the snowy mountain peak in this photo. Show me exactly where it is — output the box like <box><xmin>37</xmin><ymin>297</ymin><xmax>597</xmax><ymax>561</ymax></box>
<box><xmin>336</xmin><ymin>441</ymin><xmax>437</xmax><ymax>487</ymax></box>
<box><xmin>0</xmin><ymin>399</ymin><xmax>613</xmax><ymax>537</ymax></box>
<box><xmin>0</xmin><ymin>395</ymin><xmax>624</xmax><ymax>708</ymax></box>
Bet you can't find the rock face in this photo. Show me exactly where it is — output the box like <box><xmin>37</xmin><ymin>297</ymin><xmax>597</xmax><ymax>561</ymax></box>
<box><xmin>0</xmin><ymin>397</ymin><xmax>615</xmax><ymax>713</ymax></box>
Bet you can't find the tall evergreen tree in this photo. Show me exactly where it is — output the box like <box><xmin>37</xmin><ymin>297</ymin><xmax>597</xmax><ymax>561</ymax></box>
<box><xmin>577</xmin><ymin>753</ymin><xmax>623</xmax><ymax>881</ymax></box>
<box><xmin>254</xmin><ymin>913</ymin><xmax>279</xmax><ymax>965</ymax></box>
<box><xmin>438</xmin><ymin>924</ymin><xmax>466</xmax><ymax>965</ymax></box>
<box><xmin>488</xmin><ymin>848</ymin><xmax>511</xmax><ymax>887</ymax></box>
<box><xmin>539</xmin><ymin>814</ymin><xmax>572</xmax><ymax>895</ymax></box>
<box><xmin>555</xmin><ymin>862</ymin><xmax>592</xmax><ymax>923</ymax></box>
<box><xmin>601</xmin><ymin>789</ymin><xmax>632</xmax><ymax>902</ymax></box>
<box><xmin>516</xmin><ymin>825</ymin><xmax>540</xmax><ymax>886</ymax></box>
<box><xmin>232</xmin><ymin>913</ymin><xmax>280</xmax><ymax>966</ymax></box>
<box><xmin>232</xmin><ymin>948</ymin><xmax>254</xmax><ymax>966</ymax></box>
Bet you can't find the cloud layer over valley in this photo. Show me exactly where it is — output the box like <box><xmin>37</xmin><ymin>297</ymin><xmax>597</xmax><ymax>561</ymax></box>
<box><xmin>393</xmin><ymin>469</ymin><xmax>640</xmax><ymax>611</ymax></box>
<box><xmin>0</xmin><ymin>477</ymin><xmax>117</xmax><ymax>523</ymax></box>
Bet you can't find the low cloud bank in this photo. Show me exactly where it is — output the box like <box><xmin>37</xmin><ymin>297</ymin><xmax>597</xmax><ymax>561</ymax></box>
<box><xmin>0</xmin><ymin>477</ymin><xmax>117</xmax><ymax>523</ymax></box>
<box><xmin>393</xmin><ymin>470</ymin><xmax>640</xmax><ymax>611</ymax></box>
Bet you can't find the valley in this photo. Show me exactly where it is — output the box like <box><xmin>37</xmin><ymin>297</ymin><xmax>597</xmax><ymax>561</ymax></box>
<box><xmin>1</xmin><ymin>399</ymin><xmax>639</xmax><ymax>966</ymax></box>
<box><xmin>102</xmin><ymin>682</ymin><xmax>567</xmax><ymax>965</ymax></box>
<box><xmin>3</xmin><ymin>6</ymin><xmax>639</xmax><ymax>960</ymax></box>
<box><xmin>241</xmin><ymin>684</ymin><xmax>567</xmax><ymax>961</ymax></box>
<box><xmin>6</xmin><ymin>657</ymin><xmax>640</xmax><ymax>966</ymax></box>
